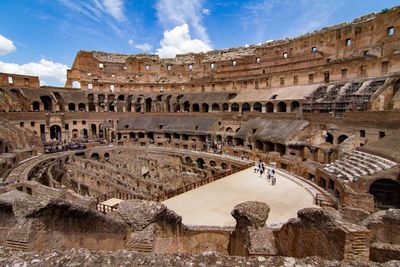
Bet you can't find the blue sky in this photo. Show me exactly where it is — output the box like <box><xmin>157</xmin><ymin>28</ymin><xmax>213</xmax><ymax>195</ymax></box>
<box><xmin>0</xmin><ymin>0</ymin><xmax>398</xmax><ymax>86</ymax></box>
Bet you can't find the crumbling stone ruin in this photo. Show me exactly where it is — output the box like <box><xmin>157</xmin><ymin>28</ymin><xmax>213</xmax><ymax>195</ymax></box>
<box><xmin>1</xmin><ymin>6</ymin><xmax>400</xmax><ymax>266</ymax></box>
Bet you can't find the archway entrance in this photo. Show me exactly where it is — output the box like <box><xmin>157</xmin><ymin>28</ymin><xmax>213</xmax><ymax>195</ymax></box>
<box><xmin>369</xmin><ymin>179</ymin><xmax>400</xmax><ymax>209</ymax></box>
<box><xmin>50</xmin><ymin>125</ymin><xmax>62</xmax><ymax>141</ymax></box>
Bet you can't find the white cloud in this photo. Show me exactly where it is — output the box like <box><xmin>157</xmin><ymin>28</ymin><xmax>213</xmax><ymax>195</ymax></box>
<box><xmin>0</xmin><ymin>59</ymin><xmax>68</xmax><ymax>85</ymax></box>
<box><xmin>202</xmin><ymin>8</ymin><xmax>210</xmax><ymax>15</ymax></box>
<box><xmin>0</xmin><ymin>34</ymin><xmax>16</xmax><ymax>56</ymax></box>
<box><xmin>128</xmin><ymin>40</ymin><xmax>153</xmax><ymax>52</ymax></box>
<box><xmin>156</xmin><ymin>0</ymin><xmax>210</xmax><ymax>45</ymax></box>
<box><xmin>156</xmin><ymin>24</ymin><xmax>211</xmax><ymax>58</ymax></box>
<box><xmin>102</xmin><ymin>0</ymin><xmax>125</xmax><ymax>21</ymax></box>
<box><xmin>135</xmin><ymin>43</ymin><xmax>153</xmax><ymax>52</ymax></box>
<box><xmin>58</xmin><ymin>0</ymin><xmax>125</xmax><ymax>22</ymax></box>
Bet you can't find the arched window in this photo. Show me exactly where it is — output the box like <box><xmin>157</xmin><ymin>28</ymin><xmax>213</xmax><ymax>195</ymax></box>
<box><xmin>231</xmin><ymin>103</ymin><xmax>239</xmax><ymax>112</ymax></box>
<box><xmin>277</xmin><ymin>101</ymin><xmax>287</xmax><ymax>112</ymax></box>
<box><xmin>242</xmin><ymin>103</ymin><xmax>251</xmax><ymax>112</ymax></box>
<box><xmin>253</xmin><ymin>102</ymin><xmax>262</xmax><ymax>112</ymax></box>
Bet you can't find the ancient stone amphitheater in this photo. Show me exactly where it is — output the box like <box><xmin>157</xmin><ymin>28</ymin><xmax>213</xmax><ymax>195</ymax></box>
<box><xmin>1</xmin><ymin>7</ymin><xmax>400</xmax><ymax>266</ymax></box>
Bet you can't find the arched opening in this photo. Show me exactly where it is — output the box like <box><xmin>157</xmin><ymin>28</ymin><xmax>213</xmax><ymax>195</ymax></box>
<box><xmin>192</xmin><ymin>103</ymin><xmax>200</xmax><ymax>112</ymax></box>
<box><xmin>265</xmin><ymin>142</ymin><xmax>274</xmax><ymax>152</ymax></box>
<box><xmin>325</xmin><ymin>132</ymin><xmax>334</xmax><ymax>144</ymax></box>
<box><xmin>50</xmin><ymin>125</ymin><xmax>62</xmax><ymax>141</ymax></box>
<box><xmin>98</xmin><ymin>94</ymin><xmax>105</xmax><ymax>112</ymax></box>
<box><xmin>126</xmin><ymin>95</ymin><xmax>133</xmax><ymax>112</ymax></box>
<box><xmin>221</xmin><ymin>163</ymin><xmax>228</xmax><ymax>170</ymax></box>
<box><xmin>266</xmin><ymin>102</ymin><xmax>274</xmax><ymax>113</ymax></box>
<box><xmin>174</xmin><ymin>104</ymin><xmax>181</xmax><ymax>112</ymax></box>
<box><xmin>234</xmin><ymin>138</ymin><xmax>244</xmax><ymax>146</ymax></box>
<box><xmin>231</xmin><ymin>103</ymin><xmax>239</xmax><ymax>112</ymax></box>
<box><xmin>72</xmin><ymin>81</ymin><xmax>81</xmax><ymax>89</ymax></box>
<box><xmin>369</xmin><ymin>179</ymin><xmax>400</xmax><ymax>209</ymax></box>
<box><xmin>222</xmin><ymin>103</ymin><xmax>229</xmax><ymax>112</ymax></box>
<box><xmin>72</xmin><ymin>129</ymin><xmax>79</xmax><ymax>139</ymax></box>
<box><xmin>78</xmin><ymin>103</ymin><xmax>86</xmax><ymax>112</ymax></box>
<box><xmin>185</xmin><ymin>157</ymin><xmax>193</xmax><ymax>165</ymax></box>
<box><xmin>209</xmin><ymin>160</ymin><xmax>217</xmax><ymax>167</ymax></box>
<box><xmin>109</xmin><ymin>102</ymin><xmax>115</xmax><ymax>112</ymax></box>
<box><xmin>291</xmin><ymin>101</ymin><xmax>300</xmax><ymax>112</ymax></box>
<box><xmin>40</xmin><ymin>96</ymin><xmax>53</xmax><ymax>112</ymax></box>
<box><xmin>226</xmin><ymin>127</ymin><xmax>233</xmax><ymax>133</ymax></box>
<box><xmin>196</xmin><ymin>158</ymin><xmax>205</xmax><ymax>169</ymax></box>
<box><xmin>253</xmin><ymin>102</ymin><xmax>262</xmax><ymax>112</ymax></box>
<box><xmin>129</xmin><ymin>132</ymin><xmax>135</xmax><ymax>139</ymax></box>
<box><xmin>68</xmin><ymin>103</ymin><xmax>76</xmax><ymax>112</ymax></box>
<box><xmin>118</xmin><ymin>95</ymin><xmax>125</xmax><ymax>101</ymax></box>
<box><xmin>104</xmin><ymin>152</ymin><xmax>110</xmax><ymax>161</ymax></box>
<box><xmin>202</xmin><ymin>103</ymin><xmax>209</xmax><ymax>112</ymax></box>
<box><xmin>227</xmin><ymin>93</ymin><xmax>237</xmax><ymax>100</ymax></box>
<box><xmin>90</xmin><ymin>153</ymin><xmax>99</xmax><ymax>160</ymax></box>
<box><xmin>255</xmin><ymin>140</ymin><xmax>263</xmax><ymax>151</ymax></box>
<box><xmin>88</xmin><ymin>94</ymin><xmax>95</xmax><ymax>112</ymax></box>
<box><xmin>145</xmin><ymin>98</ymin><xmax>152</xmax><ymax>112</ymax></box>
<box><xmin>277</xmin><ymin>101</ymin><xmax>287</xmax><ymax>112</ymax></box>
<box><xmin>82</xmin><ymin>129</ymin><xmax>88</xmax><ymax>138</ymax></box>
<box><xmin>242</xmin><ymin>103</ymin><xmax>251</xmax><ymax>113</ymax></box>
<box><xmin>277</xmin><ymin>143</ymin><xmax>286</xmax><ymax>156</ymax></box>
<box><xmin>135</xmin><ymin>97</ymin><xmax>143</xmax><ymax>112</ymax></box>
<box><xmin>32</xmin><ymin>101</ymin><xmax>40</xmax><ymax>112</ymax></box>
<box><xmin>211</xmin><ymin>103</ymin><xmax>220</xmax><ymax>112</ymax></box>
<box><xmin>183</xmin><ymin>101</ymin><xmax>190</xmax><ymax>112</ymax></box>
<box><xmin>91</xmin><ymin>124</ymin><xmax>97</xmax><ymax>139</ymax></box>
<box><xmin>337</xmin><ymin>135</ymin><xmax>348</xmax><ymax>144</ymax></box>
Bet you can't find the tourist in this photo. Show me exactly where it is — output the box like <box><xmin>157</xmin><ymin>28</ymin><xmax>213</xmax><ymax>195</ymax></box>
<box><xmin>254</xmin><ymin>163</ymin><xmax>259</xmax><ymax>173</ymax></box>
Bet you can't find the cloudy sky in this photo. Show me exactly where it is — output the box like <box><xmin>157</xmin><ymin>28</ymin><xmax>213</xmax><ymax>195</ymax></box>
<box><xmin>0</xmin><ymin>0</ymin><xmax>398</xmax><ymax>86</ymax></box>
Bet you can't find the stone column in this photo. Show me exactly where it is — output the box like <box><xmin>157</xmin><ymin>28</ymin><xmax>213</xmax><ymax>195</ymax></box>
<box><xmin>323</xmin><ymin>149</ymin><xmax>333</xmax><ymax>164</ymax></box>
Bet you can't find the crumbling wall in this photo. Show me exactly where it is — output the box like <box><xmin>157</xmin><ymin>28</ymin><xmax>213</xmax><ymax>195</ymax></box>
<box><xmin>276</xmin><ymin>207</ymin><xmax>370</xmax><ymax>262</ymax></box>
<box><xmin>361</xmin><ymin>209</ymin><xmax>400</xmax><ymax>262</ymax></box>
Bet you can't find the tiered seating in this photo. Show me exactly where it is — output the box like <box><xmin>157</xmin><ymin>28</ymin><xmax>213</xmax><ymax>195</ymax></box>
<box><xmin>324</xmin><ymin>150</ymin><xmax>397</xmax><ymax>182</ymax></box>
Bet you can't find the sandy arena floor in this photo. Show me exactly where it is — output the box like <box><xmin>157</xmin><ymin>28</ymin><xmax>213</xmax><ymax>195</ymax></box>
<box><xmin>163</xmin><ymin>167</ymin><xmax>319</xmax><ymax>226</ymax></box>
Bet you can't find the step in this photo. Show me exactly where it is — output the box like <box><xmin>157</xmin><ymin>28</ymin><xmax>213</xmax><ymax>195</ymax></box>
<box><xmin>340</xmin><ymin>159</ymin><xmax>368</xmax><ymax>176</ymax></box>
<box><xmin>333</xmin><ymin>162</ymin><xmax>360</xmax><ymax>178</ymax></box>
<box><xmin>342</xmin><ymin>158</ymin><xmax>373</xmax><ymax>175</ymax></box>
<box><xmin>6</xmin><ymin>240</ymin><xmax>29</xmax><ymax>251</ymax></box>
<box><xmin>347</xmin><ymin>156</ymin><xmax>382</xmax><ymax>173</ymax></box>
<box><xmin>353</xmin><ymin>151</ymin><xmax>397</xmax><ymax>169</ymax></box>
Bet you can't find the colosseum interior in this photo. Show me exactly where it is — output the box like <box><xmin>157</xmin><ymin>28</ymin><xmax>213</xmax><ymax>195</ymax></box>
<box><xmin>1</xmin><ymin>5</ymin><xmax>400</xmax><ymax>266</ymax></box>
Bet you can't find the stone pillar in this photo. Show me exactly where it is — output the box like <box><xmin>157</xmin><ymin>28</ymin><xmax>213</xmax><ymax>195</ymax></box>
<box><xmin>261</xmin><ymin>104</ymin><xmax>266</xmax><ymax>113</ymax></box>
<box><xmin>309</xmin><ymin>146</ymin><xmax>319</xmax><ymax>162</ymax></box>
<box><xmin>323</xmin><ymin>149</ymin><xmax>333</xmax><ymax>164</ymax></box>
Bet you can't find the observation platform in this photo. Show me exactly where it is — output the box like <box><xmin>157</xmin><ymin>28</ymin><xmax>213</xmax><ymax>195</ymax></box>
<box><xmin>163</xmin><ymin>167</ymin><xmax>318</xmax><ymax>227</ymax></box>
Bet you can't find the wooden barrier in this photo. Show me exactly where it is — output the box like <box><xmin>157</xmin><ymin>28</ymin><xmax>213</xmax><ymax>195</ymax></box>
<box><xmin>95</xmin><ymin>162</ymin><xmax>253</xmax><ymax>213</ymax></box>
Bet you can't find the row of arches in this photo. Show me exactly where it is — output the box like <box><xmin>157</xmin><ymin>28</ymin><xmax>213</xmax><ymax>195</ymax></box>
<box><xmin>31</xmin><ymin>95</ymin><xmax>301</xmax><ymax>114</ymax></box>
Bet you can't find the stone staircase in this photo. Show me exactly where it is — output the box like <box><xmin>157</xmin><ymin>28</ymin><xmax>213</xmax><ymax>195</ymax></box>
<box><xmin>5</xmin><ymin>239</ymin><xmax>29</xmax><ymax>251</ymax></box>
<box><xmin>131</xmin><ymin>243</ymin><xmax>153</xmax><ymax>253</ymax></box>
<box><xmin>324</xmin><ymin>150</ymin><xmax>397</xmax><ymax>182</ymax></box>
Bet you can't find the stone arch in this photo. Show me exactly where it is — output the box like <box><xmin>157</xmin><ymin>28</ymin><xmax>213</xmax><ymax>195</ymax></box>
<box><xmin>227</xmin><ymin>93</ymin><xmax>237</xmax><ymax>100</ymax></box>
<box><xmin>211</xmin><ymin>103</ymin><xmax>220</xmax><ymax>112</ymax></box>
<box><xmin>231</xmin><ymin>103</ymin><xmax>239</xmax><ymax>112</ymax></box>
<box><xmin>104</xmin><ymin>152</ymin><xmax>110</xmax><ymax>161</ymax></box>
<box><xmin>40</xmin><ymin>96</ymin><xmax>53</xmax><ymax>112</ymax></box>
<box><xmin>192</xmin><ymin>103</ymin><xmax>200</xmax><ymax>112</ymax></box>
<box><xmin>369</xmin><ymin>179</ymin><xmax>400</xmax><ymax>209</ymax></box>
<box><xmin>242</xmin><ymin>103</ymin><xmax>251</xmax><ymax>113</ymax></box>
<box><xmin>32</xmin><ymin>101</ymin><xmax>40</xmax><ymax>111</ymax></box>
<box><xmin>325</xmin><ymin>132</ymin><xmax>334</xmax><ymax>144</ymax></box>
<box><xmin>118</xmin><ymin>95</ymin><xmax>125</xmax><ymax>101</ymax></box>
<box><xmin>266</xmin><ymin>102</ymin><xmax>274</xmax><ymax>113</ymax></box>
<box><xmin>291</xmin><ymin>101</ymin><xmax>300</xmax><ymax>112</ymax></box>
<box><xmin>221</xmin><ymin>163</ymin><xmax>228</xmax><ymax>170</ymax></box>
<box><xmin>185</xmin><ymin>156</ymin><xmax>193</xmax><ymax>164</ymax></box>
<box><xmin>253</xmin><ymin>102</ymin><xmax>262</xmax><ymax>112</ymax></box>
<box><xmin>68</xmin><ymin>103</ymin><xmax>76</xmax><ymax>112</ymax></box>
<box><xmin>50</xmin><ymin>125</ymin><xmax>62</xmax><ymax>141</ymax></box>
<box><xmin>183</xmin><ymin>101</ymin><xmax>190</xmax><ymax>112</ymax></box>
<box><xmin>90</xmin><ymin>153</ymin><xmax>100</xmax><ymax>160</ymax></box>
<box><xmin>277</xmin><ymin>101</ymin><xmax>287</xmax><ymax>112</ymax></box>
<box><xmin>90</xmin><ymin>124</ymin><xmax>97</xmax><ymax>139</ymax></box>
<box><xmin>222</xmin><ymin>103</ymin><xmax>229</xmax><ymax>112</ymax></box>
<box><xmin>226</xmin><ymin>127</ymin><xmax>233</xmax><ymax>133</ymax></box>
<box><xmin>277</xmin><ymin>143</ymin><xmax>286</xmax><ymax>156</ymax></box>
<box><xmin>72</xmin><ymin>129</ymin><xmax>79</xmax><ymax>139</ymax></box>
<box><xmin>78</xmin><ymin>103</ymin><xmax>86</xmax><ymax>111</ymax></box>
<box><xmin>196</xmin><ymin>158</ymin><xmax>205</xmax><ymax>169</ymax></box>
<box><xmin>202</xmin><ymin>103</ymin><xmax>209</xmax><ymax>113</ymax></box>
<box><xmin>145</xmin><ymin>98</ymin><xmax>152</xmax><ymax>112</ymax></box>
<box><xmin>82</xmin><ymin>128</ymin><xmax>88</xmax><ymax>138</ymax></box>
<box><xmin>255</xmin><ymin>140</ymin><xmax>263</xmax><ymax>151</ymax></box>
<box><xmin>337</xmin><ymin>134</ymin><xmax>348</xmax><ymax>144</ymax></box>
<box><xmin>209</xmin><ymin>160</ymin><xmax>217</xmax><ymax>167</ymax></box>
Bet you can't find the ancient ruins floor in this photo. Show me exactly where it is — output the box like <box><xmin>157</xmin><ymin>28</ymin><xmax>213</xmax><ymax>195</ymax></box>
<box><xmin>163</xmin><ymin>167</ymin><xmax>318</xmax><ymax>226</ymax></box>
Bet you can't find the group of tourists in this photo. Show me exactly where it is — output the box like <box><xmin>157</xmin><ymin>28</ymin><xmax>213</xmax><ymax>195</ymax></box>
<box><xmin>44</xmin><ymin>142</ymin><xmax>87</xmax><ymax>153</ymax></box>
<box><xmin>254</xmin><ymin>161</ymin><xmax>277</xmax><ymax>185</ymax></box>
